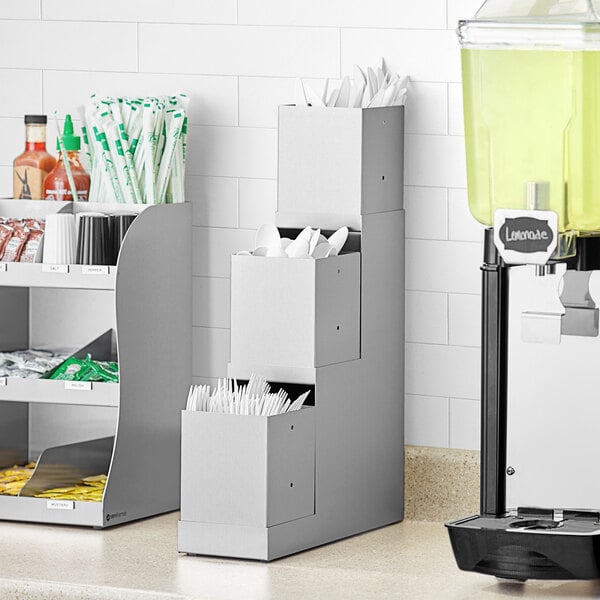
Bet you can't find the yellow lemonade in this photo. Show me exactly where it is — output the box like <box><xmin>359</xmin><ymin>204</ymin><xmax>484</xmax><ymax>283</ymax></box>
<box><xmin>462</xmin><ymin>48</ymin><xmax>600</xmax><ymax>232</ymax></box>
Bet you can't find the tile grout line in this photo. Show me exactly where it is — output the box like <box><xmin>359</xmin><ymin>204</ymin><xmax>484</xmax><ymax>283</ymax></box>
<box><xmin>0</xmin><ymin>18</ymin><xmax>453</xmax><ymax>31</ymax></box>
<box><xmin>444</xmin><ymin>186</ymin><xmax>450</xmax><ymax>240</ymax></box>
<box><xmin>338</xmin><ymin>27</ymin><xmax>342</xmax><ymax>78</ymax></box>
<box><xmin>236</xmin><ymin>76</ymin><xmax>240</xmax><ymax>126</ymax></box>
<box><xmin>407</xmin><ymin>391</ymin><xmax>480</xmax><ymax>403</ymax></box>
<box><xmin>446</xmin><ymin>290</ymin><xmax>450</xmax><ymax>345</ymax></box>
<box><xmin>0</xmin><ymin>66</ymin><xmax>459</xmax><ymax>88</ymax></box>
<box><xmin>446</xmin><ymin>82</ymin><xmax>451</xmax><ymax>136</ymax></box>
<box><xmin>235</xmin><ymin>177</ymin><xmax>240</xmax><ymax>229</ymax></box>
<box><xmin>448</xmin><ymin>396</ymin><xmax>453</xmax><ymax>448</ymax></box>
<box><xmin>405</xmin><ymin>340</ymin><xmax>480</xmax><ymax>350</ymax></box>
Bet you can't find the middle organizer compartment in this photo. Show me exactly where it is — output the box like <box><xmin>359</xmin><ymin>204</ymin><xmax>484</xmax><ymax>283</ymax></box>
<box><xmin>230</xmin><ymin>251</ymin><xmax>361</xmax><ymax>381</ymax></box>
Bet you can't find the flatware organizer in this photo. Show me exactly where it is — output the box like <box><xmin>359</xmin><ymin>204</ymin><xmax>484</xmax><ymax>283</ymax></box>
<box><xmin>179</xmin><ymin>105</ymin><xmax>405</xmax><ymax>560</ymax></box>
<box><xmin>0</xmin><ymin>199</ymin><xmax>190</xmax><ymax>527</ymax></box>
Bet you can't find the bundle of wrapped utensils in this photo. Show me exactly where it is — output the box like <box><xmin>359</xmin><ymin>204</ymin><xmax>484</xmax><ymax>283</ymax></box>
<box><xmin>186</xmin><ymin>374</ymin><xmax>309</xmax><ymax>416</ymax></box>
<box><xmin>295</xmin><ymin>59</ymin><xmax>408</xmax><ymax>108</ymax></box>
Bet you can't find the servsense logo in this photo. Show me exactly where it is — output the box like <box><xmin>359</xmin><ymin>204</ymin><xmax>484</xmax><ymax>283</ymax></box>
<box><xmin>498</xmin><ymin>217</ymin><xmax>554</xmax><ymax>253</ymax></box>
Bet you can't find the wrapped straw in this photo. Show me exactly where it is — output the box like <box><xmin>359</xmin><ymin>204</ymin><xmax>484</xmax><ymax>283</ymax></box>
<box><xmin>81</xmin><ymin>94</ymin><xmax>188</xmax><ymax>204</ymax></box>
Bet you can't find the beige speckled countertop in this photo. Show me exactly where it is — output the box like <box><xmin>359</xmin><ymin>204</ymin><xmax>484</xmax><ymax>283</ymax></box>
<box><xmin>1</xmin><ymin>510</ymin><xmax>599</xmax><ymax>600</ymax></box>
<box><xmin>405</xmin><ymin>445</ymin><xmax>479</xmax><ymax>522</ymax></box>
<box><xmin>0</xmin><ymin>447</ymin><xmax>593</xmax><ymax>599</ymax></box>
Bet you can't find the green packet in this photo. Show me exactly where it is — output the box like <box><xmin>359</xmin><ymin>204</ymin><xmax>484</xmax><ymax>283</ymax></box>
<box><xmin>45</xmin><ymin>354</ymin><xmax>119</xmax><ymax>383</ymax></box>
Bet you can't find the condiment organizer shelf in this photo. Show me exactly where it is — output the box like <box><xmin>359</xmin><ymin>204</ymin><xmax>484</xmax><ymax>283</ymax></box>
<box><xmin>0</xmin><ymin>199</ymin><xmax>190</xmax><ymax>527</ymax></box>
<box><xmin>179</xmin><ymin>105</ymin><xmax>404</xmax><ymax>560</ymax></box>
<box><xmin>0</xmin><ymin>330</ymin><xmax>118</xmax><ymax>407</ymax></box>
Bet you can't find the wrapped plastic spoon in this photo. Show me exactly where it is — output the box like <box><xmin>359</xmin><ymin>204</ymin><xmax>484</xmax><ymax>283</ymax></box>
<box><xmin>255</xmin><ymin>224</ymin><xmax>280</xmax><ymax>251</ymax></box>
<box><xmin>313</xmin><ymin>243</ymin><xmax>335</xmax><ymax>259</ymax></box>
<box><xmin>266</xmin><ymin>244</ymin><xmax>287</xmax><ymax>257</ymax></box>
<box><xmin>328</xmin><ymin>226</ymin><xmax>349</xmax><ymax>254</ymax></box>
<box><xmin>285</xmin><ymin>238</ymin><xmax>309</xmax><ymax>258</ymax></box>
<box><xmin>309</xmin><ymin>228</ymin><xmax>321</xmax><ymax>255</ymax></box>
<box><xmin>296</xmin><ymin>226</ymin><xmax>313</xmax><ymax>244</ymax></box>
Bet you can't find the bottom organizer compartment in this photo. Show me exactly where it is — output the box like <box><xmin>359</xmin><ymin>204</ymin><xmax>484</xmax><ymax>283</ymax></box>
<box><xmin>181</xmin><ymin>406</ymin><xmax>316</xmax><ymax>528</ymax></box>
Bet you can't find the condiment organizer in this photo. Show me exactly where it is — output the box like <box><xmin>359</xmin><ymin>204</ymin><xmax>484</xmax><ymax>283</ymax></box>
<box><xmin>179</xmin><ymin>105</ymin><xmax>405</xmax><ymax>560</ymax></box>
<box><xmin>0</xmin><ymin>199</ymin><xmax>190</xmax><ymax>527</ymax></box>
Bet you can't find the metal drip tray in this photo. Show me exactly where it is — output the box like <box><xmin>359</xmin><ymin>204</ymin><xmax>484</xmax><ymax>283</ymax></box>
<box><xmin>508</xmin><ymin>518</ymin><xmax>563</xmax><ymax>531</ymax></box>
<box><xmin>447</xmin><ymin>514</ymin><xmax>600</xmax><ymax>580</ymax></box>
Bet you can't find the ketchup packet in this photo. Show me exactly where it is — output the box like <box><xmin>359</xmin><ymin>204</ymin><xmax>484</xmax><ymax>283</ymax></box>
<box><xmin>0</xmin><ymin>224</ymin><xmax>13</xmax><ymax>260</ymax></box>
<box><xmin>20</xmin><ymin>229</ymin><xmax>43</xmax><ymax>263</ymax></box>
<box><xmin>3</xmin><ymin>226</ymin><xmax>29</xmax><ymax>262</ymax></box>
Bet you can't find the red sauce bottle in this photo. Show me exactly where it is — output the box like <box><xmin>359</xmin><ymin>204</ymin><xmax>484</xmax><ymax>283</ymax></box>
<box><xmin>13</xmin><ymin>115</ymin><xmax>57</xmax><ymax>200</ymax></box>
<box><xmin>43</xmin><ymin>114</ymin><xmax>90</xmax><ymax>202</ymax></box>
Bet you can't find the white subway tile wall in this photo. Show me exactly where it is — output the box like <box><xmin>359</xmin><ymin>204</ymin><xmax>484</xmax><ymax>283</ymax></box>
<box><xmin>0</xmin><ymin>70</ymin><xmax>42</xmax><ymax>116</ymax></box>
<box><xmin>449</xmin><ymin>397</ymin><xmax>480</xmax><ymax>450</ymax></box>
<box><xmin>0</xmin><ymin>1</ymin><xmax>40</xmax><ymax>20</ymax></box>
<box><xmin>0</xmin><ymin>0</ymin><xmax>483</xmax><ymax>450</ymax></box>
<box><xmin>449</xmin><ymin>294</ymin><xmax>481</xmax><ymax>348</ymax></box>
<box><xmin>405</xmin><ymin>395</ymin><xmax>450</xmax><ymax>447</ymax></box>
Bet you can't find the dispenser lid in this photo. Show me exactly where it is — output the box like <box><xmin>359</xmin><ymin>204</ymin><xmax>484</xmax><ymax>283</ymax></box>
<box><xmin>459</xmin><ymin>0</ymin><xmax>600</xmax><ymax>49</ymax></box>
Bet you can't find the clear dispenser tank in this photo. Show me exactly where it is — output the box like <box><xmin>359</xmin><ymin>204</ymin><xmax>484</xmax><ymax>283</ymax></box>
<box><xmin>460</xmin><ymin>0</ymin><xmax>600</xmax><ymax>232</ymax></box>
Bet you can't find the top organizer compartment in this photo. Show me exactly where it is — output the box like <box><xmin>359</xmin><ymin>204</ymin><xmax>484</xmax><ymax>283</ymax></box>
<box><xmin>277</xmin><ymin>105</ymin><xmax>404</xmax><ymax>228</ymax></box>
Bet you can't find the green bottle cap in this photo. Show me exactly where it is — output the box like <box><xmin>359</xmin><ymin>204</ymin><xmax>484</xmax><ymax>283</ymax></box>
<box><xmin>56</xmin><ymin>114</ymin><xmax>81</xmax><ymax>152</ymax></box>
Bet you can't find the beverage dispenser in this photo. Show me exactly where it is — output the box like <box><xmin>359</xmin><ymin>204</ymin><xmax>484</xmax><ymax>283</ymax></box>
<box><xmin>447</xmin><ymin>0</ymin><xmax>600</xmax><ymax>581</ymax></box>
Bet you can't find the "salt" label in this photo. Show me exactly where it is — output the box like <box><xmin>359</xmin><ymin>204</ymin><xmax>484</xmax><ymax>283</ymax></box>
<box><xmin>42</xmin><ymin>264</ymin><xmax>69</xmax><ymax>274</ymax></box>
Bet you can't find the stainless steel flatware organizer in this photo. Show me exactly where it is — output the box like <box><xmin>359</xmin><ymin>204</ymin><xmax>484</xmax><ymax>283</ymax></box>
<box><xmin>179</xmin><ymin>105</ymin><xmax>405</xmax><ymax>560</ymax></box>
<box><xmin>0</xmin><ymin>199</ymin><xmax>190</xmax><ymax>528</ymax></box>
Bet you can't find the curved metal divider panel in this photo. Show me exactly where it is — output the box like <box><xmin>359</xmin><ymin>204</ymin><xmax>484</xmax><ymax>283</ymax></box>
<box><xmin>104</xmin><ymin>202</ymin><xmax>191</xmax><ymax>527</ymax></box>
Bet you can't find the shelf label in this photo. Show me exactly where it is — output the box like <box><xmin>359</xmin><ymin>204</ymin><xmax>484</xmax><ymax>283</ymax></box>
<box><xmin>0</xmin><ymin>377</ymin><xmax>6</xmax><ymax>386</ymax></box>
<box><xmin>0</xmin><ymin>263</ymin><xmax>6</xmax><ymax>272</ymax></box>
<box><xmin>82</xmin><ymin>265</ymin><xmax>109</xmax><ymax>275</ymax></box>
<box><xmin>47</xmin><ymin>500</ymin><xmax>74</xmax><ymax>511</ymax></box>
<box><xmin>65</xmin><ymin>381</ymin><xmax>92</xmax><ymax>391</ymax></box>
<box><xmin>42</xmin><ymin>264</ymin><xmax>69</xmax><ymax>274</ymax></box>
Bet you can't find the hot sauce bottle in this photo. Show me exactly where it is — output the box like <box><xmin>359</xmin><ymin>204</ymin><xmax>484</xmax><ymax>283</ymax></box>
<box><xmin>43</xmin><ymin>114</ymin><xmax>90</xmax><ymax>201</ymax></box>
<box><xmin>13</xmin><ymin>115</ymin><xmax>57</xmax><ymax>200</ymax></box>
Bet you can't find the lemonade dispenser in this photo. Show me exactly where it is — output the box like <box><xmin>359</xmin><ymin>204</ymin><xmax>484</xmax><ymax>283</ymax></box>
<box><xmin>447</xmin><ymin>0</ymin><xmax>600</xmax><ymax>582</ymax></box>
<box><xmin>461</xmin><ymin>0</ymin><xmax>600</xmax><ymax>233</ymax></box>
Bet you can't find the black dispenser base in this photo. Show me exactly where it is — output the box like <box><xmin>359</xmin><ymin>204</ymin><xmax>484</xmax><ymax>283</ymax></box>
<box><xmin>447</xmin><ymin>513</ymin><xmax>600</xmax><ymax>580</ymax></box>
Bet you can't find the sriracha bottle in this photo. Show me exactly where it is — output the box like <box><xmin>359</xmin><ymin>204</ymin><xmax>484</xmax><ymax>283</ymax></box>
<box><xmin>43</xmin><ymin>114</ymin><xmax>90</xmax><ymax>202</ymax></box>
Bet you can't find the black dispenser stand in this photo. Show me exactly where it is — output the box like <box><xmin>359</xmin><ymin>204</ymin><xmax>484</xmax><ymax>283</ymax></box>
<box><xmin>447</xmin><ymin>232</ymin><xmax>600</xmax><ymax>581</ymax></box>
<box><xmin>480</xmin><ymin>228</ymin><xmax>509</xmax><ymax>518</ymax></box>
